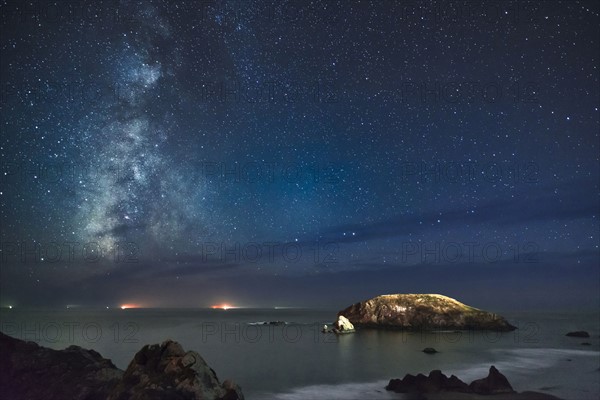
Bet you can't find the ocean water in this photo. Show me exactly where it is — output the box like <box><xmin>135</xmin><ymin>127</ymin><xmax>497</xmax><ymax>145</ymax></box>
<box><xmin>0</xmin><ymin>308</ymin><xmax>598</xmax><ymax>400</ymax></box>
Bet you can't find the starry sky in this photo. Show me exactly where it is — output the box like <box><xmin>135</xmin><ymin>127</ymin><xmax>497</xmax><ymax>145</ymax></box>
<box><xmin>0</xmin><ymin>0</ymin><xmax>598</xmax><ymax>310</ymax></box>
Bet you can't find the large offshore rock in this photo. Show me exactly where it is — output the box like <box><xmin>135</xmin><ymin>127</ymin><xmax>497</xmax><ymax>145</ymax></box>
<box><xmin>339</xmin><ymin>294</ymin><xmax>516</xmax><ymax>331</ymax></box>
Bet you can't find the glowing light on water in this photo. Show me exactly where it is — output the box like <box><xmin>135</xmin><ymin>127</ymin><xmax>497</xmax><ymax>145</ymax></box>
<box><xmin>211</xmin><ymin>303</ymin><xmax>234</xmax><ymax>310</ymax></box>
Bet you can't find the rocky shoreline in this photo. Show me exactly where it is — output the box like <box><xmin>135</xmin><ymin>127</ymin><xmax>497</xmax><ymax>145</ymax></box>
<box><xmin>0</xmin><ymin>332</ymin><xmax>243</xmax><ymax>400</ymax></box>
<box><xmin>386</xmin><ymin>366</ymin><xmax>563</xmax><ymax>400</ymax></box>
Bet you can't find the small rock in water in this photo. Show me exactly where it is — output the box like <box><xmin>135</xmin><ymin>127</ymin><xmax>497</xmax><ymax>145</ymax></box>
<box><xmin>333</xmin><ymin>315</ymin><xmax>355</xmax><ymax>334</ymax></box>
<box><xmin>565</xmin><ymin>331</ymin><xmax>590</xmax><ymax>338</ymax></box>
<box><xmin>422</xmin><ymin>347</ymin><xmax>438</xmax><ymax>354</ymax></box>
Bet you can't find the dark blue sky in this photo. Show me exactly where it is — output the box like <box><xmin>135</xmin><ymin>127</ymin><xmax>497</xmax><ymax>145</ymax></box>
<box><xmin>0</xmin><ymin>0</ymin><xmax>598</xmax><ymax>310</ymax></box>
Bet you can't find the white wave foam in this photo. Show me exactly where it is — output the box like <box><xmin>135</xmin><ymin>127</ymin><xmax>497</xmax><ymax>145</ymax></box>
<box><xmin>256</xmin><ymin>381</ymin><xmax>400</xmax><ymax>400</ymax></box>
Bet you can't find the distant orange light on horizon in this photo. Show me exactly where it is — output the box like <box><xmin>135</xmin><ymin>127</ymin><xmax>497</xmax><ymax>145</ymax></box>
<box><xmin>120</xmin><ymin>303</ymin><xmax>140</xmax><ymax>309</ymax></box>
<box><xmin>211</xmin><ymin>303</ymin><xmax>233</xmax><ymax>310</ymax></box>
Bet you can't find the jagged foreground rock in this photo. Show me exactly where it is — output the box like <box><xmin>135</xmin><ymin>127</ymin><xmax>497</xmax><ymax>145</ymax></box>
<box><xmin>339</xmin><ymin>294</ymin><xmax>516</xmax><ymax>331</ymax></box>
<box><xmin>109</xmin><ymin>340</ymin><xmax>243</xmax><ymax>400</ymax></box>
<box><xmin>0</xmin><ymin>332</ymin><xmax>243</xmax><ymax>400</ymax></box>
<box><xmin>0</xmin><ymin>332</ymin><xmax>122</xmax><ymax>400</ymax></box>
<box><xmin>386</xmin><ymin>366</ymin><xmax>563</xmax><ymax>399</ymax></box>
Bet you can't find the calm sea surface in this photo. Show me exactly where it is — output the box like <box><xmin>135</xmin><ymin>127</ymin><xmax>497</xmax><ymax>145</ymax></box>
<box><xmin>1</xmin><ymin>308</ymin><xmax>598</xmax><ymax>399</ymax></box>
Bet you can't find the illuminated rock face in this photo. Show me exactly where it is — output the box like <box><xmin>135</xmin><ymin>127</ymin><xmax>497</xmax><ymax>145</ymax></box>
<box><xmin>339</xmin><ymin>294</ymin><xmax>516</xmax><ymax>331</ymax></box>
<box><xmin>334</xmin><ymin>315</ymin><xmax>355</xmax><ymax>333</ymax></box>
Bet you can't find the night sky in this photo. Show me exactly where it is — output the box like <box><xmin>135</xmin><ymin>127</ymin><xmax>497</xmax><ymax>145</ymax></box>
<box><xmin>0</xmin><ymin>0</ymin><xmax>598</xmax><ymax>310</ymax></box>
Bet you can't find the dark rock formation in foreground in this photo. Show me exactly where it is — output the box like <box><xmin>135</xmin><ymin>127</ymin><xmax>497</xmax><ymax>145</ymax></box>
<box><xmin>0</xmin><ymin>331</ymin><xmax>122</xmax><ymax>400</ymax></box>
<box><xmin>0</xmin><ymin>332</ymin><xmax>243</xmax><ymax>400</ymax></box>
<box><xmin>387</xmin><ymin>368</ymin><xmax>471</xmax><ymax>394</ymax></box>
<box><xmin>339</xmin><ymin>294</ymin><xmax>516</xmax><ymax>331</ymax></box>
<box><xmin>386</xmin><ymin>366</ymin><xmax>562</xmax><ymax>399</ymax></box>
<box><xmin>469</xmin><ymin>366</ymin><xmax>514</xmax><ymax>394</ymax></box>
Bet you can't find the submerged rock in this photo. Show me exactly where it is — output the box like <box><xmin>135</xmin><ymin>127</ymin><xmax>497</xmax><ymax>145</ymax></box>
<box><xmin>565</xmin><ymin>331</ymin><xmax>590</xmax><ymax>338</ymax></box>
<box><xmin>339</xmin><ymin>294</ymin><xmax>516</xmax><ymax>331</ymax></box>
<box><xmin>422</xmin><ymin>347</ymin><xmax>438</xmax><ymax>354</ymax></box>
